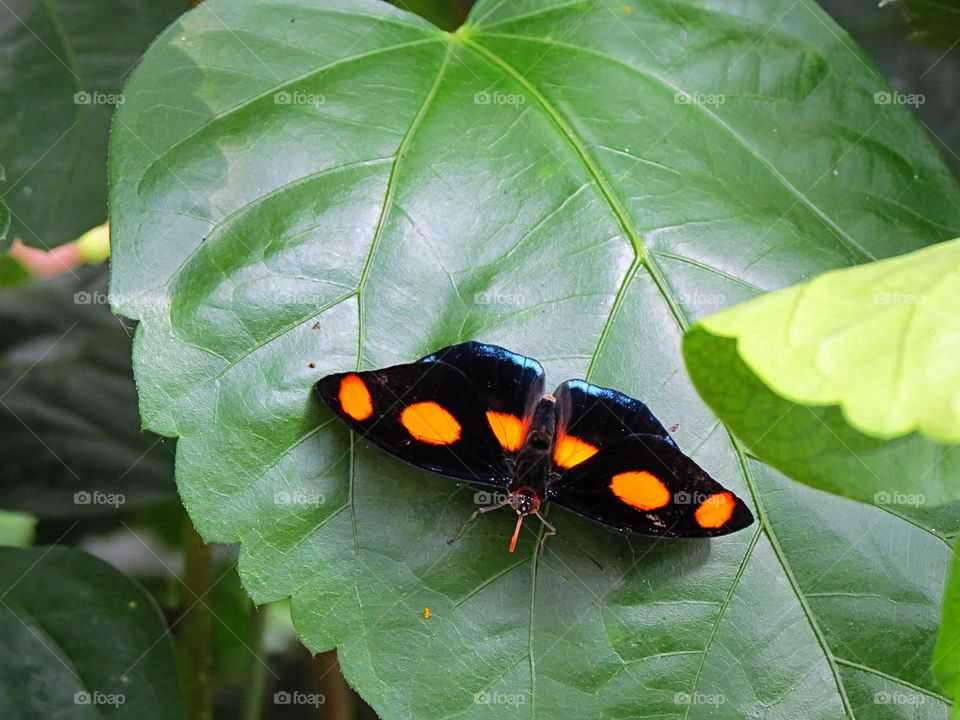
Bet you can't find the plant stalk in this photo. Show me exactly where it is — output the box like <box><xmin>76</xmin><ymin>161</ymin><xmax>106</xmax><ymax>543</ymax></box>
<box><xmin>179</xmin><ymin>513</ymin><xmax>214</xmax><ymax>720</ymax></box>
<box><xmin>312</xmin><ymin>649</ymin><xmax>354</xmax><ymax>720</ymax></box>
<box><xmin>242</xmin><ymin>608</ymin><xmax>269</xmax><ymax>720</ymax></box>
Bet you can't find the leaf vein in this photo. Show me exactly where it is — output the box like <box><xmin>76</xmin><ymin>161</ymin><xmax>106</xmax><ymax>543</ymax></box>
<box><xmin>478</xmin><ymin>32</ymin><xmax>875</xmax><ymax>262</ymax></box>
<box><xmin>137</xmin><ymin>36</ymin><xmax>441</xmax><ymax>189</ymax></box>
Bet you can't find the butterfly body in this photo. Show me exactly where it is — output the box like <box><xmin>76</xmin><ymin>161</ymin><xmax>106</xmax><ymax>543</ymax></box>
<box><xmin>315</xmin><ymin>341</ymin><xmax>753</xmax><ymax>550</ymax></box>
<box><xmin>508</xmin><ymin>394</ymin><xmax>555</xmax><ymax>492</ymax></box>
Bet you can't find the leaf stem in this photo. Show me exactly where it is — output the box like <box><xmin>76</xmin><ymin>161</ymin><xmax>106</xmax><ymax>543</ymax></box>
<box><xmin>242</xmin><ymin>608</ymin><xmax>269</xmax><ymax>720</ymax></box>
<box><xmin>179</xmin><ymin>512</ymin><xmax>214</xmax><ymax>720</ymax></box>
<box><xmin>312</xmin><ymin>650</ymin><xmax>354</xmax><ymax>720</ymax></box>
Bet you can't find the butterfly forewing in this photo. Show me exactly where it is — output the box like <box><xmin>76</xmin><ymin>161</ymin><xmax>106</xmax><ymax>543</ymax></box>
<box><xmin>547</xmin><ymin>434</ymin><xmax>754</xmax><ymax>537</ymax></box>
<box><xmin>314</xmin><ymin>342</ymin><xmax>545</xmax><ymax>485</ymax></box>
<box><xmin>424</xmin><ymin>342</ymin><xmax>546</xmax><ymax>452</ymax></box>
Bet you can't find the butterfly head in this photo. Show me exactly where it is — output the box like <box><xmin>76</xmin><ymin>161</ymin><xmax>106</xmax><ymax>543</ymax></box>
<box><xmin>509</xmin><ymin>486</ymin><xmax>541</xmax><ymax>515</ymax></box>
<box><xmin>506</xmin><ymin>486</ymin><xmax>542</xmax><ymax>553</ymax></box>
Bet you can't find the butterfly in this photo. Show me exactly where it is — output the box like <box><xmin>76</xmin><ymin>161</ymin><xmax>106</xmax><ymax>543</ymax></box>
<box><xmin>314</xmin><ymin>341</ymin><xmax>753</xmax><ymax>552</ymax></box>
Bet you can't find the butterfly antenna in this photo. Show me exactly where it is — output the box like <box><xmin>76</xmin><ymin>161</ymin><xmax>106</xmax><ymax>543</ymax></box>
<box><xmin>508</xmin><ymin>513</ymin><xmax>524</xmax><ymax>553</ymax></box>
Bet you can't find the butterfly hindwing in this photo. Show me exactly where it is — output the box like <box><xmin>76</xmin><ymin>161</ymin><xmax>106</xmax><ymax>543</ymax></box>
<box><xmin>546</xmin><ymin>434</ymin><xmax>754</xmax><ymax>537</ymax></box>
<box><xmin>551</xmin><ymin>379</ymin><xmax>675</xmax><ymax>471</ymax></box>
<box><xmin>314</xmin><ymin>343</ymin><xmax>545</xmax><ymax>486</ymax></box>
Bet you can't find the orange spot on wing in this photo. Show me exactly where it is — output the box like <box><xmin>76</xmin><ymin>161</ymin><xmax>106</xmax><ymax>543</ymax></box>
<box><xmin>486</xmin><ymin>411</ymin><xmax>525</xmax><ymax>451</ymax></box>
<box><xmin>553</xmin><ymin>435</ymin><xmax>598</xmax><ymax>468</ymax></box>
<box><xmin>423</xmin><ymin>608</ymin><xmax>431</xmax><ymax>619</ymax></box>
<box><xmin>695</xmin><ymin>492</ymin><xmax>736</xmax><ymax>528</ymax></box>
<box><xmin>339</xmin><ymin>374</ymin><xmax>373</xmax><ymax>421</ymax></box>
<box><xmin>401</xmin><ymin>402</ymin><xmax>461</xmax><ymax>445</ymax></box>
<box><xmin>609</xmin><ymin>471</ymin><xmax>670</xmax><ymax>511</ymax></box>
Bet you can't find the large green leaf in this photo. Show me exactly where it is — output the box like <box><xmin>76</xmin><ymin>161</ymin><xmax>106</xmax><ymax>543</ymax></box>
<box><xmin>0</xmin><ymin>266</ymin><xmax>175</xmax><ymax>517</ymax></box>
<box><xmin>683</xmin><ymin>238</ymin><xmax>960</xmax><ymax>508</ymax></box>
<box><xmin>0</xmin><ymin>0</ymin><xmax>182</xmax><ymax>249</ymax></box>
<box><xmin>110</xmin><ymin>0</ymin><xmax>960</xmax><ymax>717</ymax></box>
<box><xmin>0</xmin><ymin>546</ymin><xmax>181</xmax><ymax>719</ymax></box>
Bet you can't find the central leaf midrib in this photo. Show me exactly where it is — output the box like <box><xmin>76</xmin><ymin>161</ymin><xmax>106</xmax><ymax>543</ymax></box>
<box><xmin>735</xmin><ymin>450</ymin><xmax>855</xmax><ymax>717</ymax></box>
<box><xmin>345</xmin><ymin>44</ymin><xmax>456</xmax><ymax>718</ymax></box>
<box><xmin>460</xmin><ymin>37</ymin><xmax>644</xmax><ymax>259</ymax></box>
<box><xmin>460</xmin><ymin>36</ymin><xmax>691</xmax><ymax>381</ymax></box>
<box><xmin>354</xmin><ymin>43</ymin><xmax>454</xmax><ymax>364</ymax></box>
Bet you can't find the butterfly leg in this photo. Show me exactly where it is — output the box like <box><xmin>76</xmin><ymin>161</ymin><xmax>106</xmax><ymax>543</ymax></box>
<box><xmin>446</xmin><ymin>498</ymin><xmax>511</xmax><ymax>546</ymax></box>
<box><xmin>533</xmin><ymin>511</ymin><xmax>557</xmax><ymax>551</ymax></box>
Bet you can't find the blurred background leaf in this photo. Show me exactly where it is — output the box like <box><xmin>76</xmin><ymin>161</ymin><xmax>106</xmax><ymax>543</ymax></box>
<box><xmin>0</xmin><ymin>546</ymin><xmax>181</xmax><ymax>719</ymax></box>
<box><xmin>0</xmin><ymin>165</ymin><xmax>9</xmax><ymax>253</ymax></box>
<box><xmin>899</xmin><ymin>0</ymin><xmax>960</xmax><ymax>48</ymax></box>
<box><xmin>820</xmin><ymin>0</ymin><xmax>960</xmax><ymax>179</ymax></box>
<box><xmin>0</xmin><ymin>0</ymin><xmax>184</xmax><ymax>249</ymax></box>
<box><xmin>0</xmin><ymin>509</ymin><xmax>35</xmax><ymax>547</ymax></box>
<box><xmin>392</xmin><ymin>0</ymin><xmax>471</xmax><ymax>30</ymax></box>
<box><xmin>0</xmin><ymin>265</ymin><xmax>176</xmax><ymax>517</ymax></box>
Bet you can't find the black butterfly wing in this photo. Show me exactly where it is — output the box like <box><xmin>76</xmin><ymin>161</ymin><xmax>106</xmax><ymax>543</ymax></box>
<box><xmin>554</xmin><ymin>379</ymin><xmax>674</xmax><ymax>445</ymax></box>
<box><xmin>546</xmin><ymin>434</ymin><xmax>754</xmax><ymax>537</ymax></box>
<box><xmin>423</xmin><ymin>342</ymin><xmax>546</xmax><ymax>426</ymax></box>
<box><xmin>549</xmin><ymin>379</ymin><xmax>675</xmax><ymax>471</ymax></box>
<box><xmin>314</xmin><ymin>342</ymin><xmax>544</xmax><ymax>486</ymax></box>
